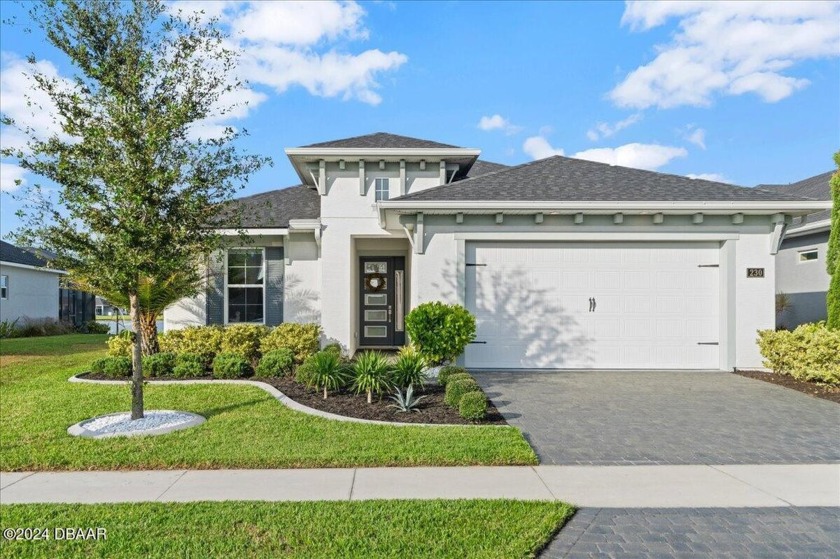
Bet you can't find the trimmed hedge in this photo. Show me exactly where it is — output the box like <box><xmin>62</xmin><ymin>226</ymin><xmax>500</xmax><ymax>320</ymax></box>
<box><xmin>459</xmin><ymin>391</ymin><xmax>488</xmax><ymax>421</ymax></box>
<box><xmin>438</xmin><ymin>365</ymin><xmax>467</xmax><ymax>386</ymax></box>
<box><xmin>142</xmin><ymin>352</ymin><xmax>176</xmax><ymax>377</ymax></box>
<box><xmin>212</xmin><ymin>353</ymin><xmax>251</xmax><ymax>379</ymax></box>
<box><xmin>405</xmin><ymin>302</ymin><xmax>476</xmax><ymax>365</ymax></box>
<box><xmin>757</xmin><ymin>322</ymin><xmax>840</xmax><ymax>385</ymax></box>
<box><xmin>102</xmin><ymin>356</ymin><xmax>132</xmax><ymax>379</ymax></box>
<box><xmin>106</xmin><ymin>330</ymin><xmax>135</xmax><ymax>357</ymax></box>
<box><xmin>261</xmin><ymin>323</ymin><xmax>321</xmax><ymax>364</ymax></box>
<box><xmin>444</xmin><ymin>378</ymin><xmax>481</xmax><ymax>407</ymax></box>
<box><xmin>220</xmin><ymin>324</ymin><xmax>269</xmax><ymax>362</ymax></box>
<box><xmin>173</xmin><ymin>354</ymin><xmax>205</xmax><ymax>378</ymax></box>
<box><xmin>256</xmin><ymin>348</ymin><xmax>295</xmax><ymax>377</ymax></box>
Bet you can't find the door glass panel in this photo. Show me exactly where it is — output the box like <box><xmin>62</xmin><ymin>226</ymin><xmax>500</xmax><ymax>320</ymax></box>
<box><xmin>365</xmin><ymin>310</ymin><xmax>388</xmax><ymax>321</ymax></box>
<box><xmin>365</xmin><ymin>294</ymin><xmax>387</xmax><ymax>306</ymax></box>
<box><xmin>364</xmin><ymin>326</ymin><xmax>388</xmax><ymax>338</ymax></box>
<box><xmin>364</xmin><ymin>262</ymin><xmax>387</xmax><ymax>273</ymax></box>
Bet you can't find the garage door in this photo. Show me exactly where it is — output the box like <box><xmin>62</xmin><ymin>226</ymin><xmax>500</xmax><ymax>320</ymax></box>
<box><xmin>464</xmin><ymin>241</ymin><xmax>720</xmax><ymax>369</ymax></box>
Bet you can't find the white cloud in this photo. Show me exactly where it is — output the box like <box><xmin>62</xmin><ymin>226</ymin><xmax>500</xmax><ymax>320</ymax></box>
<box><xmin>0</xmin><ymin>162</ymin><xmax>27</xmax><ymax>192</ymax></box>
<box><xmin>523</xmin><ymin>135</ymin><xmax>687</xmax><ymax>171</ymax></box>
<box><xmin>611</xmin><ymin>1</ymin><xmax>840</xmax><ymax>109</ymax></box>
<box><xmin>0</xmin><ymin>53</ymin><xmax>71</xmax><ymax>151</ymax></box>
<box><xmin>685</xmin><ymin>127</ymin><xmax>706</xmax><ymax>149</ymax></box>
<box><xmin>686</xmin><ymin>172</ymin><xmax>730</xmax><ymax>183</ymax></box>
<box><xmin>522</xmin><ymin>136</ymin><xmax>565</xmax><ymax>160</ymax></box>
<box><xmin>477</xmin><ymin>114</ymin><xmax>522</xmax><ymax>135</ymax></box>
<box><xmin>586</xmin><ymin>113</ymin><xmax>643</xmax><ymax>141</ymax></box>
<box><xmin>175</xmin><ymin>1</ymin><xmax>408</xmax><ymax>106</ymax></box>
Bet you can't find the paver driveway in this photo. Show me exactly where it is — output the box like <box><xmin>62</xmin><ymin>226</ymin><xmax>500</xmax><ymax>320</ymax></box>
<box><xmin>472</xmin><ymin>371</ymin><xmax>840</xmax><ymax>465</ymax></box>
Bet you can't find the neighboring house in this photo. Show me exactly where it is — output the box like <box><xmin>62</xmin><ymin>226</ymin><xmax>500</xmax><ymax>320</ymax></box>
<box><xmin>0</xmin><ymin>240</ymin><xmax>63</xmax><ymax>324</ymax></box>
<box><xmin>164</xmin><ymin>132</ymin><xmax>828</xmax><ymax>370</ymax></box>
<box><xmin>759</xmin><ymin>171</ymin><xmax>834</xmax><ymax>328</ymax></box>
<box><xmin>95</xmin><ymin>296</ymin><xmax>125</xmax><ymax>317</ymax></box>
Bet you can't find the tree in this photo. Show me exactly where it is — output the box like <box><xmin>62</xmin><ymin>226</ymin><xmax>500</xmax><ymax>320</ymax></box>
<box><xmin>2</xmin><ymin>0</ymin><xmax>268</xmax><ymax>419</ymax></box>
<box><xmin>826</xmin><ymin>152</ymin><xmax>840</xmax><ymax>329</ymax></box>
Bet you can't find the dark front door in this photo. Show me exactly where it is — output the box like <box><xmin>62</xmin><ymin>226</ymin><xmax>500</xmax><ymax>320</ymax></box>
<box><xmin>359</xmin><ymin>257</ymin><xmax>405</xmax><ymax>347</ymax></box>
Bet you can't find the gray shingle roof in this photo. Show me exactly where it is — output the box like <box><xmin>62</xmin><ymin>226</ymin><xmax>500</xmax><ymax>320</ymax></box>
<box><xmin>302</xmin><ymin>132</ymin><xmax>459</xmax><ymax>149</ymax></box>
<box><xmin>0</xmin><ymin>240</ymin><xmax>50</xmax><ymax>267</ymax></box>
<box><xmin>757</xmin><ymin>170</ymin><xmax>834</xmax><ymax>230</ymax></box>
<box><xmin>393</xmin><ymin>155</ymin><xmax>811</xmax><ymax>203</ymax></box>
<box><xmin>464</xmin><ymin>159</ymin><xmax>508</xmax><ymax>178</ymax></box>
<box><xmin>216</xmin><ymin>185</ymin><xmax>320</xmax><ymax>228</ymax></box>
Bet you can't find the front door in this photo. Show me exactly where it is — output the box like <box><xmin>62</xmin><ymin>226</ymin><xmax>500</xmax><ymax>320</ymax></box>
<box><xmin>359</xmin><ymin>257</ymin><xmax>406</xmax><ymax>347</ymax></box>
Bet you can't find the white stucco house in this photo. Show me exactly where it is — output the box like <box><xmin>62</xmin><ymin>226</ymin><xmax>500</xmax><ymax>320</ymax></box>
<box><xmin>759</xmin><ymin>171</ymin><xmax>834</xmax><ymax>328</ymax></box>
<box><xmin>164</xmin><ymin>133</ymin><xmax>829</xmax><ymax>370</ymax></box>
<box><xmin>0</xmin><ymin>240</ymin><xmax>63</xmax><ymax>324</ymax></box>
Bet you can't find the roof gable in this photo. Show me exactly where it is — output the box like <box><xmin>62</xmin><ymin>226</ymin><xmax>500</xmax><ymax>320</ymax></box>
<box><xmin>215</xmin><ymin>185</ymin><xmax>320</xmax><ymax>228</ymax></box>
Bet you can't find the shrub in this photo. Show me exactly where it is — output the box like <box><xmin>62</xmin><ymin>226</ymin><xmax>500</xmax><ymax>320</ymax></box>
<box><xmin>255</xmin><ymin>348</ymin><xmax>295</xmax><ymax>378</ymax></box>
<box><xmin>212</xmin><ymin>353</ymin><xmax>251</xmax><ymax>379</ymax></box>
<box><xmin>757</xmin><ymin>322</ymin><xmax>840</xmax><ymax>384</ymax></box>
<box><xmin>0</xmin><ymin>318</ymin><xmax>19</xmax><ymax>338</ymax></box>
<box><xmin>159</xmin><ymin>326</ymin><xmax>223</xmax><ymax>366</ymax></box>
<box><xmin>103</xmin><ymin>356</ymin><xmax>132</xmax><ymax>379</ymax></box>
<box><xmin>391</xmin><ymin>350</ymin><xmax>427</xmax><ymax>389</ymax></box>
<box><xmin>404</xmin><ymin>302</ymin><xmax>476</xmax><ymax>365</ymax></box>
<box><xmin>458</xmin><ymin>391</ymin><xmax>488</xmax><ymax>421</ymax></box>
<box><xmin>389</xmin><ymin>385</ymin><xmax>427</xmax><ymax>412</ymax></box>
<box><xmin>13</xmin><ymin>317</ymin><xmax>76</xmax><ymax>337</ymax></box>
<box><xmin>79</xmin><ymin>320</ymin><xmax>111</xmax><ymax>335</ymax></box>
<box><xmin>438</xmin><ymin>365</ymin><xmax>467</xmax><ymax>386</ymax></box>
<box><xmin>352</xmin><ymin>351</ymin><xmax>393</xmax><ymax>403</ymax></box>
<box><xmin>90</xmin><ymin>357</ymin><xmax>110</xmax><ymax>375</ymax></box>
<box><xmin>142</xmin><ymin>352</ymin><xmax>176</xmax><ymax>377</ymax></box>
<box><xmin>107</xmin><ymin>330</ymin><xmax>135</xmax><ymax>357</ymax></box>
<box><xmin>173</xmin><ymin>353</ymin><xmax>205</xmax><ymax>378</ymax></box>
<box><xmin>261</xmin><ymin>323</ymin><xmax>321</xmax><ymax>364</ymax></box>
<box><xmin>446</xmin><ymin>372</ymin><xmax>473</xmax><ymax>387</ymax></box>
<box><xmin>323</xmin><ymin>342</ymin><xmax>343</xmax><ymax>358</ymax></box>
<box><xmin>297</xmin><ymin>351</ymin><xmax>349</xmax><ymax>399</ymax></box>
<box><xmin>220</xmin><ymin>324</ymin><xmax>269</xmax><ymax>362</ymax></box>
<box><xmin>444</xmin><ymin>378</ymin><xmax>480</xmax><ymax>407</ymax></box>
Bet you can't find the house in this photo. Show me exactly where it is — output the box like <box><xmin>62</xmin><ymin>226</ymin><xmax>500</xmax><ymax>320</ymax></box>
<box><xmin>95</xmin><ymin>296</ymin><xmax>125</xmax><ymax>317</ymax></box>
<box><xmin>164</xmin><ymin>133</ymin><xmax>829</xmax><ymax>370</ymax></box>
<box><xmin>759</xmin><ymin>171</ymin><xmax>834</xmax><ymax>328</ymax></box>
<box><xmin>0</xmin><ymin>240</ymin><xmax>97</xmax><ymax>328</ymax></box>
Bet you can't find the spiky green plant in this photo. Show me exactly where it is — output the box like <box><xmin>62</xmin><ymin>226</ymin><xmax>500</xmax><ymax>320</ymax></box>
<box><xmin>352</xmin><ymin>351</ymin><xmax>393</xmax><ymax>404</ymax></box>
<box><xmin>300</xmin><ymin>351</ymin><xmax>349</xmax><ymax>399</ymax></box>
<box><xmin>391</xmin><ymin>350</ymin><xmax>428</xmax><ymax>389</ymax></box>
<box><xmin>389</xmin><ymin>385</ymin><xmax>427</xmax><ymax>413</ymax></box>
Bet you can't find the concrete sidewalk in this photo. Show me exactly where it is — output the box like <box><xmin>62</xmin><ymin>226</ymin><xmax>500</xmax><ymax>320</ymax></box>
<box><xmin>2</xmin><ymin>464</ymin><xmax>837</xmax><ymax>507</ymax></box>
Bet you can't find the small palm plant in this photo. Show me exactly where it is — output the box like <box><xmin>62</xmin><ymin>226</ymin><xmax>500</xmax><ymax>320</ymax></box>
<box><xmin>392</xmin><ymin>346</ymin><xmax>428</xmax><ymax>389</ymax></box>
<box><xmin>301</xmin><ymin>351</ymin><xmax>349</xmax><ymax>399</ymax></box>
<box><xmin>389</xmin><ymin>385</ymin><xmax>427</xmax><ymax>412</ymax></box>
<box><xmin>352</xmin><ymin>351</ymin><xmax>393</xmax><ymax>404</ymax></box>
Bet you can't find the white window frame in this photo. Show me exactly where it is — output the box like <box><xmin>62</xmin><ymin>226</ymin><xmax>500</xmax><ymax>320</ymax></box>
<box><xmin>224</xmin><ymin>247</ymin><xmax>266</xmax><ymax>325</ymax></box>
<box><xmin>374</xmin><ymin>177</ymin><xmax>390</xmax><ymax>202</ymax></box>
<box><xmin>798</xmin><ymin>248</ymin><xmax>818</xmax><ymax>263</ymax></box>
<box><xmin>0</xmin><ymin>275</ymin><xmax>7</xmax><ymax>299</ymax></box>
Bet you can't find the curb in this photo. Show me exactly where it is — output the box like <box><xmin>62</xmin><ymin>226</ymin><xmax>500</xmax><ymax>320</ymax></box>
<box><xmin>69</xmin><ymin>374</ymin><xmax>504</xmax><ymax>428</ymax></box>
<box><xmin>68</xmin><ymin>410</ymin><xmax>206</xmax><ymax>439</ymax></box>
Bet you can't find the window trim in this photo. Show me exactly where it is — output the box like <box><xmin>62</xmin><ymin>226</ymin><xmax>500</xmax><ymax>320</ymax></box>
<box><xmin>374</xmin><ymin>177</ymin><xmax>390</xmax><ymax>202</ymax></box>
<box><xmin>223</xmin><ymin>247</ymin><xmax>267</xmax><ymax>325</ymax></box>
<box><xmin>797</xmin><ymin>248</ymin><xmax>819</xmax><ymax>263</ymax></box>
<box><xmin>0</xmin><ymin>275</ymin><xmax>7</xmax><ymax>300</ymax></box>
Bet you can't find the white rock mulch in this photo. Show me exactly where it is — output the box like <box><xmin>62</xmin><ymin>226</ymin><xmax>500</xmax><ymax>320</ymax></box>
<box><xmin>68</xmin><ymin>410</ymin><xmax>205</xmax><ymax>439</ymax></box>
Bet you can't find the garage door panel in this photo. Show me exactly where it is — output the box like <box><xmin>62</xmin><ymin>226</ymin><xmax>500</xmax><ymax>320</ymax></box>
<box><xmin>465</xmin><ymin>241</ymin><xmax>720</xmax><ymax>370</ymax></box>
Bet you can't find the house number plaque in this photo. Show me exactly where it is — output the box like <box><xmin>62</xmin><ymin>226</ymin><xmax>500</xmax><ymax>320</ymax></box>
<box><xmin>746</xmin><ymin>268</ymin><xmax>765</xmax><ymax>278</ymax></box>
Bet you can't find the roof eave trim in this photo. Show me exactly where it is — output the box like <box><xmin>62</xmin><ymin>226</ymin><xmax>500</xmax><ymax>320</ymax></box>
<box><xmin>783</xmin><ymin>219</ymin><xmax>832</xmax><ymax>238</ymax></box>
<box><xmin>378</xmin><ymin>200</ymin><xmax>831</xmax><ymax>214</ymax></box>
<box><xmin>0</xmin><ymin>260</ymin><xmax>67</xmax><ymax>274</ymax></box>
<box><xmin>216</xmin><ymin>228</ymin><xmax>290</xmax><ymax>236</ymax></box>
<box><xmin>286</xmin><ymin>148</ymin><xmax>481</xmax><ymax>157</ymax></box>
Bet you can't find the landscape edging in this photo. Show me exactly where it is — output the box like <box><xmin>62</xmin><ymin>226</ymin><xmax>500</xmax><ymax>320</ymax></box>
<box><xmin>68</xmin><ymin>374</ymin><xmax>504</xmax><ymax>428</ymax></box>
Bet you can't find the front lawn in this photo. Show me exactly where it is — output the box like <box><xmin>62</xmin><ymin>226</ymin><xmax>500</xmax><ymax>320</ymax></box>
<box><xmin>0</xmin><ymin>335</ymin><xmax>536</xmax><ymax>470</ymax></box>
<box><xmin>0</xmin><ymin>500</ymin><xmax>574</xmax><ymax>559</ymax></box>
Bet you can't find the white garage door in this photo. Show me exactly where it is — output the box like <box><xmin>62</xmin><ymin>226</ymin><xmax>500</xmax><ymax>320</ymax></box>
<box><xmin>464</xmin><ymin>241</ymin><xmax>720</xmax><ymax>369</ymax></box>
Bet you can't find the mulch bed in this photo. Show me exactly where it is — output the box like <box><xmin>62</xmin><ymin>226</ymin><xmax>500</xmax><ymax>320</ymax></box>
<box><xmin>733</xmin><ymin>370</ymin><xmax>840</xmax><ymax>404</ymax></box>
<box><xmin>260</xmin><ymin>376</ymin><xmax>508</xmax><ymax>425</ymax></box>
<box><xmin>77</xmin><ymin>372</ymin><xmax>508</xmax><ymax>425</ymax></box>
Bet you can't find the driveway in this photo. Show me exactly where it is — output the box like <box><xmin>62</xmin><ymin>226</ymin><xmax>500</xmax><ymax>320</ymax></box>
<box><xmin>472</xmin><ymin>371</ymin><xmax>840</xmax><ymax>465</ymax></box>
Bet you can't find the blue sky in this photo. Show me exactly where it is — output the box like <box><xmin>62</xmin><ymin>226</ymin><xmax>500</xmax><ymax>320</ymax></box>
<box><xmin>1</xmin><ymin>1</ymin><xmax>838</xmax><ymax>237</ymax></box>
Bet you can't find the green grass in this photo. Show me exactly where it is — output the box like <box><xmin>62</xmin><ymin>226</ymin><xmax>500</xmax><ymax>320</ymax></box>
<box><xmin>0</xmin><ymin>335</ymin><xmax>536</xmax><ymax>470</ymax></box>
<box><xmin>0</xmin><ymin>500</ymin><xmax>574</xmax><ymax>558</ymax></box>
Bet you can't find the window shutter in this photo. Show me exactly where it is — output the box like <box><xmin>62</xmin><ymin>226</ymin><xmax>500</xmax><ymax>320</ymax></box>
<box><xmin>205</xmin><ymin>251</ymin><xmax>225</xmax><ymax>325</ymax></box>
<box><xmin>265</xmin><ymin>247</ymin><xmax>284</xmax><ymax>326</ymax></box>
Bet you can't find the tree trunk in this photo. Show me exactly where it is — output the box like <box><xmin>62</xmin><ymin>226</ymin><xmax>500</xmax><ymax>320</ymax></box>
<box><xmin>323</xmin><ymin>386</ymin><xmax>327</xmax><ymax>400</ymax></box>
<box><xmin>367</xmin><ymin>390</ymin><xmax>372</xmax><ymax>404</ymax></box>
<box><xmin>129</xmin><ymin>293</ymin><xmax>144</xmax><ymax>420</ymax></box>
<box><xmin>139</xmin><ymin>311</ymin><xmax>160</xmax><ymax>355</ymax></box>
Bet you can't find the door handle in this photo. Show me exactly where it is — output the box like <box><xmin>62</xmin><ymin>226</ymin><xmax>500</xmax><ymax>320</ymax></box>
<box><xmin>388</xmin><ymin>305</ymin><xmax>392</xmax><ymax>322</ymax></box>
<box><xmin>592</xmin><ymin>297</ymin><xmax>596</xmax><ymax>312</ymax></box>
<box><xmin>588</xmin><ymin>298</ymin><xmax>594</xmax><ymax>312</ymax></box>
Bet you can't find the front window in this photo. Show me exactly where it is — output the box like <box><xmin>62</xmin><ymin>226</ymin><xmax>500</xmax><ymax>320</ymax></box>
<box><xmin>227</xmin><ymin>248</ymin><xmax>264</xmax><ymax>323</ymax></box>
<box><xmin>374</xmin><ymin>178</ymin><xmax>390</xmax><ymax>201</ymax></box>
<box><xmin>0</xmin><ymin>275</ymin><xmax>7</xmax><ymax>299</ymax></box>
<box><xmin>798</xmin><ymin>249</ymin><xmax>818</xmax><ymax>263</ymax></box>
